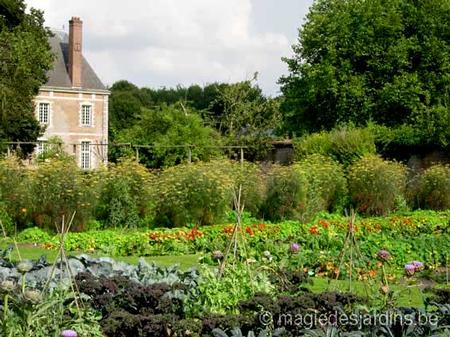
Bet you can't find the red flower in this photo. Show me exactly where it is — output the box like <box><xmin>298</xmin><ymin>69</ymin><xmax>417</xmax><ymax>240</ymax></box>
<box><xmin>245</xmin><ymin>226</ymin><xmax>254</xmax><ymax>236</ymax></box>
<box><xmin>309</xmin><ymin>225</ymin><xmax>319</xmax><ymax>235</ymax></box>
<box><xmin>318</xmin><ymin>219</ymin><xmax>330</xmax><ymax>229</ymax></box>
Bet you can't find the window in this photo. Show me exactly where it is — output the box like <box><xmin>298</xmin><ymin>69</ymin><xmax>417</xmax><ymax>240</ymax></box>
<box><xmin>38</xmin><ymin>103</ymin><xmax>50</xmax><ymax>124</ymax></box>
<box><xmin>80</xmin><ymin>141</ymin><xmax>91</xmax><ymax>169</ymax></box>
<box><xmin>36</xmin><ymin>141</ymin><xmax>46</xmax><ymax>154</ymax></box>
<box><xmin>81</xmin><ymin>105</ymin><xmax>92</xmax><ymax>126</ymax></box>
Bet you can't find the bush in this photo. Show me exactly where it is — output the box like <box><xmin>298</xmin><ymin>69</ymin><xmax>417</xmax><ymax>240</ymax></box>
<box><xmin>296</xmin><ymin>154</ymin><xmax>348</xmax><ymax>216</ymax></box>
<box><xmin>29</xmin><ymin>157</ymin><xmax>96</xmax><ymax>231</ymax></box>
<box><xmin>152</xmin><ymin>160</ymin><xmax>234</xmax><ymax>227</ymax></box>
<box><xmin>294</xmin><ymin>126</ymin><xmax>376</xmax><ymax>166</ymax></box>
<box><xmin>231</xmin><ymin>162</ymin><xmax>265</xmax><ymax>217</ymax></box>
<box><xmin>96</xmin><ymin>159</ymin><xmax>153</xmax><ymax>228</ymax></box>
<box><xmin>261</xmin><ymin>165</ymin><xmax>308</xmax><ymax>221</ymax></box>
<box><xmin>262</xmin><ymin>156</ymin><xmax>347</xmax><ymax>221</ymax></box>
<box><xmin>415</xmin><ymin>164</ymin><xmax>450</xmax><ymax>210</ymax></box>
<box><xmin>348</xmin><ymin>155</ymin><xmax>407</xmax><ymax>215</ymax></box>
<box><xmin>0</xmin><ymin>156</ymin><xmax>31</xmax><ymax>227</ymax></box>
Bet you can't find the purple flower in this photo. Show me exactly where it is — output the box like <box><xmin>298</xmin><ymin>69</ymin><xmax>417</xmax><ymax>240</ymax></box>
<box><xmin>411</xmin><ymin>261</ymin><xmax>424</xmax><ymax>271</ymax></box>
<box><xmin>289</xmin><ymin>243</ymin><xmax>300</xmax><ymax>254</ymax></box>
<box><xmin>377</xmin><ymin>249</ymin><xmax>391</xmax><ymax>261</ymax></box>
<box><xmin>405</xmin><ymin>264</ymin><xmax>416</xmax><ymax>276</ymax></box>
<box><xmin>61</xmin><ymin>330</ymin><xmax>77</xmax><ymax>337</ymax></box>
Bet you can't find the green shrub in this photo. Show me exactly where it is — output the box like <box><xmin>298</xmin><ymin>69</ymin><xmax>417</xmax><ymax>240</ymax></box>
<box><xmin>152</xmin><ymin>160</ymin><xmax>234</xmax><ymax>227</ymax></box>
<box><xmin>261</xmin><ymin>164</ymin><xmax>308</xmax><ymax>221</ymax></box>
<box><xmin>294</xmin><ymin>126</ymin><xmax>376</xmax><ymax>166</ymax></box>
<box><xmin>0</xmin><ymin>156</ymin><xmax>31</xmax><ymax>227</ymax></box>
<box><xmin>296</xmin><ymin>154</ymin><xmax>348</xmax><ymax>216</ymax></box>
<box><xmin>29</xmin><ymin>157</ymin><xmax>96</xmax><ymax>230</ymax></box>
<box><xmin>231</xmin><ymin>162</ymin><xmax>265</xmax><ymax>216</ymax></box>
<box><xmin>348</xmin><ymin>155</ymin><xmax>407</xmax><ymax>215</ymax></box>
<box><xmin>16</xmin><ymin>226</ymin><xmax>52</xmax><ymax>243</ymax></box>
<box><xmin>96</xmin><ymin>159</ymin><xmax>153</xmax><ymax>228</ymax></box>
<box><xmin>415</xmin><ymin>164</ymin><xmax>450</xmax><ymax>210</ymax></box>
<box><xmin>262</xmin><ymin>156</ymin><xmax>347</xmax><ymax>221</ymax></box>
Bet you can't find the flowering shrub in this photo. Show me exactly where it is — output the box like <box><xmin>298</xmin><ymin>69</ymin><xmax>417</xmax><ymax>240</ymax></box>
<box><xmin>348</xmin><ymin>155</ymin><xmax>407</xmax><ymax>215</ymax></box>
<box><xmin>0</xmin><ymin>156</ymin><xmax>31</xmax><ymax>228</ymax></box>
<box><xmin>415</xmin><ymin>164</ymin><xmax>450</xmax><ymax>210</ymax></box>
<box><xmin>29</xmin><ymin>157</ymin><xmax>96</xmax><ymax>231</ymax></box>
<box><xmin>261</xmin><ymin>164</ymin><xmax>308</xmax><ymax>221</ymax></box>
<box><xmin>296</xmin><ymin>154</ymin><xmax>348</xmax><ymax>217</ymax></box>
<box><xmin>262</xmin><ymin>156</ymin><xmax>347</xmax><ymax>221</ymax></box>
<box><xmin>96</xmin><ymin>159</ymin><xmax>153</xmax><ymax>228</ymax></box>
<box><xmin>153</xmin><ymin>160</ymin><xmax>235</xmax><ymax>226</ymax></box>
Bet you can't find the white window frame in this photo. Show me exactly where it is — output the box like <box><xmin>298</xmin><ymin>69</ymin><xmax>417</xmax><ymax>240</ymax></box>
<box><xmin>35</xmin><ymin>140</ymin><xmax>47</xmax><ymax>155</ymax></box>
<box><xmin>37</xmin><ymin>101</ymin><xmax>51</xmax><ymax>126</ymax></box>
<box><xmin>80</xmin><ymin>103</ymin><xmax>93</xmax><ymax>127</ymax></box>
<box><xmin>80</xmin><ymin>141</ymin><xmax>92</xmax><ymax>169</ymax></box>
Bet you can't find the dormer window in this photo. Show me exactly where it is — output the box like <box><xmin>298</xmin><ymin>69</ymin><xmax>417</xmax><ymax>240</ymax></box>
<box><xmin>38</xmin><ymin>103</ymin><xmax>50</xmax><ymax>124</ymax></box>
<box><xmin>80</xmin><ymin>104</ymin><xmax>92</xmax><ymax>126</ymax></box>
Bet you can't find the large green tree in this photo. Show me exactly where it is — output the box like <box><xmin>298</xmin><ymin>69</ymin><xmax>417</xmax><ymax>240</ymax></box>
<box><xmin>280</xmin><ymin>0</ymin><xmax>450</xmax><ymax>146</ymax></box>
<box><xmin>113</xmin><ymin>104</ymin><xmax>222</xmax><ymax>168</ymax></box>
<box><xmin>215</xmin><ymin>77</ymin><xmax>282</xmax><ymax>160</ymax></box>
<box><xmin>0</xmin><ymin>0</ymin><xmax>53</xmax><ymax>154</ymax></box>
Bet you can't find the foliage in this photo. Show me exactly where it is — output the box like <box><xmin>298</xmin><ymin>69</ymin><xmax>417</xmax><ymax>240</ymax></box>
<box><xmin>415</xmin><ymin>164</ymin><xmax>450</xmax><ymax>210</ymax></box>
<box><xmin>280</xmin><ymin>0</ymin><xmax>450</xmax><ymax>148</ymax></box>
<box><xmin>261</xmin><ymin>165</ymin><xmax>308</xmax><ymax>222</ymax></box>
<box><xmin>152</xmin><ymin>160</ymin><xmax>235</xmax><ymax>227</ymax></box>
<box><xmin>113</xmin><ymin>104</ymin><xmax>222</xmax><ymax>168</ymax></box>
<box><xmin>262</xmin><ymin>156</ymin><xmax>347</xmax><ymax>221</ymax></box>
<box><xmin>348</xmin><ymin>155</ymin><xmax>407</xmax><ymax>215</ymax></box>
<box><xmin>0</xmin><ymin>156</ymin><xmax>31</xmax><ymax>227</ymax></box>
<box><xmin>296</xmin><ymin>155</ymin><xmax>348</xmax><ymax>216</ymax></box>
<box><xmin>0</xmin><ymin>286</ymin><xmax>103</xmax><ymax>337</ymax></box>
<box><xmin>96</xmin><ymin>159</ymin><xmax>153</xmax><ymax>228</ymax></box>
<box><xmin>216</xmin><ymin>77</ymin><xmax>282</xmax><ymax>161</ymax></box>
<box><xmin>293</xmin><ymin>126</ymin><xmax>376</xmax><ymax>166</ymax></box>
<box><xmin>16</xmin><ymin>226</ymin><xmax>51</xmax><ymax>243</ymax></box>
<box><xmin>188</xmin><ymin>265</ymin><xmax>275</xmax><ymax>316</ymax></box>
<box><xmin>29</xmin><ymin>157</ymin><xmax>97</xmax><ymax>231</ymax></box>
<box><xmin>0</xmin><ymin>0</ymin><xmax>53</xmax><ymax>155</ymax></box>
<box><xmin>35</xmin><ymin>136</ymin><xmax>71</xmax><ymax>162</ymax></box>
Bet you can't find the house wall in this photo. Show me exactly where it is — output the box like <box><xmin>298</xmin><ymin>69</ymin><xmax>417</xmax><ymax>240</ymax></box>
<box><xmin>34</xmin><ymin>87</ymin><xmax>109</xmax><ymax>168</ymax></box>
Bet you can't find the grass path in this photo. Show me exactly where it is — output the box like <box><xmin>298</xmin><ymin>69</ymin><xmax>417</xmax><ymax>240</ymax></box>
<box><xmin>1</xmin><ymin>244</ymin><xmax>201</xmax><ymax>270</ymax></box>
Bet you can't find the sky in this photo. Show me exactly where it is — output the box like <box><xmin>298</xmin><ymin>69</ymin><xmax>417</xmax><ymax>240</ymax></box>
<box><xmin>25</xmin><ymin>0</ymin><xmax>314</xmax><ymax>95</ymax></box>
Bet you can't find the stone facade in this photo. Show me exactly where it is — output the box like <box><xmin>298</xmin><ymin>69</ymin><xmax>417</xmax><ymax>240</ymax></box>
<box><xmin>35</xmin><ymin>88</ymin><xmax>109</xmax><ymax>168</ymax></box>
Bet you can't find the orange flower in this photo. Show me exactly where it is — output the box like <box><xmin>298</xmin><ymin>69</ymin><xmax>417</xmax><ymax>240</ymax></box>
<box><xmin>245</xmin><ymin>226</ymin><xmax>254</xmax><ymax>236</ymax></box>
<box><xmin>309</xmin><ymin>225</ymin><xmax>319</xmax><ymax>235</ymax></box>
<box><xmin>318</xmin><ymin>219</ymin><xmax>330</xmax><ymax>229</ymax></box>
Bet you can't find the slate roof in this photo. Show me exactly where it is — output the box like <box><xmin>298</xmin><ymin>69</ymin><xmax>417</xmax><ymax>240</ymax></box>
<box><xmin>44</xmin><ymin>30</ymin><xmax>107</xmax><ymax>91</ymax></box>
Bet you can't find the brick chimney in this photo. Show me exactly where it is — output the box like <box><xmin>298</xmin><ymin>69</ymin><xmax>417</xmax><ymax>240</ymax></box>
<box><xmin>68</xmin><ymin>17</ymin><xmax>83</xmax><ymax>87</ymax></box>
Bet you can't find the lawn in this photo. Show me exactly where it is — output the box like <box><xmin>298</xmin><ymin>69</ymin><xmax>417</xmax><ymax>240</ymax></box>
<box><xmin>1</xmin><ymin>244</ymin><xmax>201</xmax><ymax>270</ymax></box>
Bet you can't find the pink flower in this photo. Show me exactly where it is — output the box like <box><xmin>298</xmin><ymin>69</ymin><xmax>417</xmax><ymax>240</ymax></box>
<box><xmin>377</xmin><ymin>249</ymin><xmax>390</xmax><ymax>261</ymax></box>
<box><xmin>289</xmin><ymin>243</ymin><xmax>300</xmax><ymax>254</ymax></box>
<box><xmin>404</xmin><ymin>264</ymin><xmax>416</xmax><ymax>276</ymax></box>
<box><xmin>61</xmin><ymin>330</ymin><xmax>77</xmax><ymax>337</ymax></box>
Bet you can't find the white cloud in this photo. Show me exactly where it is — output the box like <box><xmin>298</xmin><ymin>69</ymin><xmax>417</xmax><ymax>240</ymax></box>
<box><xmin>26</xmin><ymin>0</ymin><xmax>311</xmax><ymax>94</ymax></box>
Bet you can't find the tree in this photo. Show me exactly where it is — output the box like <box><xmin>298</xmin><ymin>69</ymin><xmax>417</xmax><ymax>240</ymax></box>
<box><xmin>0</xmin><ymin>0</ymin><xmax>53</xmax><ymax>154</ymax></box>
<box><xmin>280</xmin><ymin>0</ymin><xmax>450</xmax><ymax>146</ymax></box>
<box><xmin>215</xmin><ymin>76</ymin><xmax>282</xmax><ymax>160</ymax></box>
<box><xmin>113</xmin><ymin>104</ymin><xmax>222</xmax><ymax>168</ymax></box>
